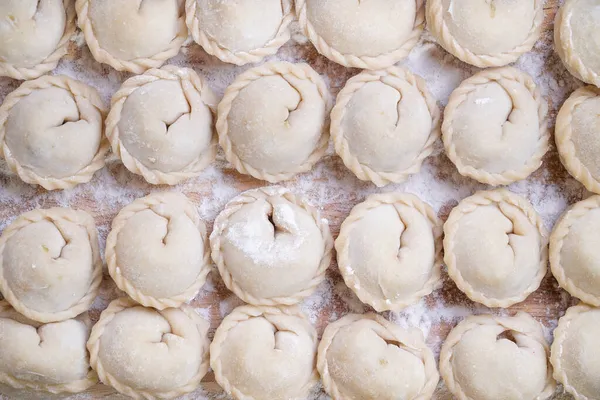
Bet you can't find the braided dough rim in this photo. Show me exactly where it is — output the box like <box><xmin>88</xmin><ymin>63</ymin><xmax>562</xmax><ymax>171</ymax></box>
<box><xmin>75</xmin><ymin>0</ymin><xmax>188</xmax><ymax>74</ymax></box>
<box><xmin>440</xmin><ymin>312</ymin><xmax>556</xmax><ymax>400</ymax></box>
<box><xmin>87</xmin><ymin>297</ymin><xmax>210</xmax><ymax>400</ymax></box>
<box><xmin>550</xmin><ymin>196</ymin><xmax>600</xmax><ymax>307</ymax></box>
<box><xmin>0</xmin><ymin>301</ymin><xmax>98</xmax><ymax>394</ymax></box>
<box><xmin>555</xmin><ymin>86</ymin><xmax>600</xmax><ymax>194</ymax></box>
<box><xmin>105</xmin><ymin>192</ymin><xmax>211</xmax><ymax>310</ymax></box>
<box><xmin>331</xmin><ymin>67</ymin><xmax>440</xmax><ymax>187</ymax></box>
<box><xmin>105</xmin><ymin>65</ymin><xmax>218</xmax><ymax>185</ymax></box>
<box><xmin>295</xmin><ymin>0</ymin><xmax>425</xmax><ymax>70</ymax></box>
<box><xmin>550</xmin><ymin>304</ymin><xmax>599</xmax><ymax>400</ymax></box>
<box><xmin>426</xmin><ymin>0</ymin><xmax>543</xmax><ymax>68</ymax></box>
<box><xmin>216</xmin><ymin>61</ymin><xmax>331</xmax><ymax>183</ymax></box>
<box><xmin>442</xmin><ymin>67</ymin><xmax>549</xmax><ymax>186</ymax></box>
<box><xmin>317</xmin><ymin>313</ymin><xmax>439</xmax><ymax>400</ymax></box>
<box><xmin>0</xmin><ymin>75</ymin><xmax>109</xmax><ymax>190</ymax></box>
<box><xmin>443</xmin><ymin>189</ymin><xmax>549</xmax><ymax>308</ymax></box>
<box><xmin>0</xmin><ymin>0</ymin><xmax>77</xmax><ymax>80</ymax></box>
<box><xmin>210</xmin><ymin>304</ymin><xmax>318</xmax><ymax>400</ymax></box>
<box><xmin>185</xmin><ymin>0</ymin><xmax>294</xmax><ymax>65</ymax></box>
<box><xmin>210</xmin><ymin>186</ymin><xmax>333</xmax><ymax>306</ymax></box>
<box><xmin>335</xmin><ymin>192</ymin><xmax>443</xmax><ymax>312</ymax></box>
<box><xmin>0</xmin><ymin>208</ymin><xmax>103</xmax><ymax>323</ymax></box>
<box><xmin>554</xmin><ymin>0</ymin><xmax>600</xmax><ymax>87</ymax></box>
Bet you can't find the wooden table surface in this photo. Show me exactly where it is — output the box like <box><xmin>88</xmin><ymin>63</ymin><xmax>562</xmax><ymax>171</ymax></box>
<box><xmin>0</xmin><ymin>1</ymin><xmax>588</xmax><ymax>399</ymax></box>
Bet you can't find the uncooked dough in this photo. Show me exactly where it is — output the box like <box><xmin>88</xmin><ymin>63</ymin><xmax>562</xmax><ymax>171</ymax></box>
<box><xmin>440</xmin><ymin>313</ymin><xmax>556</xmax><ymax>400</ymax></box>
<box><xmin>106</xmin><ymin>192</ymin><xmax>211</xmax><ymax>309</ymax></box>
<box><xmin>217</xmin><ymin>62</ymin><xmax>331</xmax><ymax>182</ymax></box>
<box><xmin>295</xmin><ymin>0</ymin><xmax>425</xmax><ymax>69</ymax></box>
<box><xmin>0</xmin><ymin>208</ymin><xmax>102</xmax><ymax>323</ymax></box>
<box><xmin>0</xmin><ymin>75</ymin><xmax>108</xmax><ymax>190</ymax></box>
<box><xmin>331</xmin><ymin>67</ymin><xmax>440</xmax><ymax>187</ymax></box>
<box><xmin>336</xmin><ymin>193</ymin><xmax>443</xmax><ymax>311</ymax></box>
<box><xmin>210</xmin><ymin>305</ymin><xmax>318</xmax><ymax>400</ymax></box>
<box><xmin>75</xmin><ymin>0</ymin><xmax>187</xmax><ymax>73</ymax></box>
<box><xmin>0</xmin><ymin>0</ymin><xmax>76</xmax><ymax>80</ymax></box>
<box><xmin>318</xmin><ymin>313</ymin><xmax>439</xmax><ymax>400</ymax></box>
<box><xmin>443</xmin><ymin>189</ymin><xmax>548</xmax><ymax>307</ymax></box>
<box><xmin>185</xmin><ymin>0</ymin><xmax>293</xmax><ymax>65</ymax></box>
<box><xmin>443</xmin><ymin>67</ymin><xmax>548</xmax><ymax>185</ymax></box>
<box><xmin>106</xmin><ymin>66</ymin><xmax>217</xmax><ymax>185</ymax></box>
<box><xmin>555</xmin><ymin>0</ymin><xmax>600</xmax><ymax>87</ymax></box>
<box><xmin>87</xmin><ymin>297</ymin><xmax>210</xmax><ymax>400</ymax></box>
<box><xmin>426</xmin><ymin>0</ymin><xmax>543</xmax><ymax>67</ymax></box>
<box><xmin>210</xmin><ymin>187</ymin><xmax>333</xmax><ymax>305</ymax></box>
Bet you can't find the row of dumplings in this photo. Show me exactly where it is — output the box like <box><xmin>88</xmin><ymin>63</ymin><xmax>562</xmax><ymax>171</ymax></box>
<box><xmin>2</xmin><ymin>62</ymin><xmax>600</xmax><ymax>193</ymax></box>
<box><xmin>2</xmin><ymin>0</ymin><xmax>598</xmax><ymax>86</ymax></box>
<box><xmin>0</xmin><ymin>185</ymin><xmax>599</xmax><ymax>399</ymax></box>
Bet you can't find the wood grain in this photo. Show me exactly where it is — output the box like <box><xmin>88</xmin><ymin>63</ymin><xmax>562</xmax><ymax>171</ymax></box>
<box><xmin>0</xmin><ymin>1</ymin><xmax>586</xmax><ymax>399</ymax></box>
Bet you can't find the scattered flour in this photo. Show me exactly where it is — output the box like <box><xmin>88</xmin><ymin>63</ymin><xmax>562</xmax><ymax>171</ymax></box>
<box><xmin>0</xmin><ymin>6</ymin><xmax>582</xmax><ymax>399</ymax></box>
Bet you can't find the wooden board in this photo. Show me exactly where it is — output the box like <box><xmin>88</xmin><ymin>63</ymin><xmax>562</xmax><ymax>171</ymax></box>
<box><xmin>0</xmin><ymin>1</ymin><xmax>588</xmax><ymax>398</ymax></box>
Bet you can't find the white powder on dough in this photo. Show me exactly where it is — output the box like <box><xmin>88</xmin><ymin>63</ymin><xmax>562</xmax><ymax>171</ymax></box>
<box><xmin>0</xmin><ymin>9</ymin><xmax>581</xmax><ymax>399</ymax></box>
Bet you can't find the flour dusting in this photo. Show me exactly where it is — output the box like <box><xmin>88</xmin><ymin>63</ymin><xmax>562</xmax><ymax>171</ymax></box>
<box><xmin>0</xmin><ymin>4</ymin><xmax>582</xmax><ymax>399</ymax></box>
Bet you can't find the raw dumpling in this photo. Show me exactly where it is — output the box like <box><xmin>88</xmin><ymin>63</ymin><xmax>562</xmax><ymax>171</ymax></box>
<box><xmin>0</xmin><ymin>0</ymin><xmax>76</xmax><ymax>80</ymax></box>
<box><xmin>0</xmin><ymin>301</ymin><xmax>97</xmax><ymax>394</ymax></box>
<box><xmin>75</xmin><ymin>0</ymin><xmax>187</xmax><ymax>73</ymax></box>
<box><xmin>555</xmin><ymin>0</ymin><xmax>600</xmax><ymax>87</ymax></box>
<box><xmin>426</xmin><ymin>0</ymin><xmax>543</xmax><ymax>67</ymax></box>
<box><xmin>105</xmin><ymin>192</ymin><xmax>211</xmax><ymax>309</ymax></box>
<box><xmin>106</xmin><ymin>66</ymin><xmax>217</xmax><ymax>185</ymax></box>
<box><xmin>440</xmin><ymin>313</ymin><xmax>556</xmax><ymax>400</ymax></box>
<box><xmin>443</xmin><ymin>189</ymin><xmax>548</xmax><ymax>307</ymax></box>
<box><xmin>87</xmin><ymin>297</ymin><xmax>210</xmax><ymax>400</ymax></box>
<box><xmin>0</xmin><ymin>208</ymin><xmax>102</xmax><ymax>323</ymax></box>
<box><xmin>551</xmin><ymin>304</ymin><xmax>600</xmax><ymax>400</ymax></box>
<box><xmin>336</xmin><ymin>193</ymin><xmax>443</xmax><ymax>311</ymax></box>
<box><xmin>318</xmin><ymin>313</ymin><xmax>439</xmax><ymax>400</ymax></box>
<box><xmin>555</xmin><ymin>86</ymin><xmax>600</xmax><ymax>193</ymax></box>
<box><xmin>443</xmin><ymin>67</ymin><xmax>549</xmax><ymax>185</ymax></box>
<box><xmin>295</xmin><ymin>0</ymin><xmax>425</xmax><ymax>69</ymax></box>
<box><xmin>210</xmin><ymin>187</ymin><xmax>333</xmax><ymax>305</ymax></box>
<box><xmin>0</xmin><ymin>75</ymin><xmax>108</xmax><ymax>190</ymax></box>
<box><xmin>331</xmin><ymin>67</ymin><xmax>440</xmax><ymax>187</ymax></box>
<box><xmin>185</xmin><ymin>0</ymin><xmax>293</xmax><ymax>65</ymax></box>
<box><xmin>217</xmin><ymin>62</ymin><xmax>330</xmax><ymax>182</ymax></box>
<box><xmin>211</xmin><ymin>305</ymin><xmax>318</xmax><ymax>400</ymax></box>
<box><xmin>550</xmin><ymin>196</ymin><xmax>600</xmax><ymax>306</ymax></box>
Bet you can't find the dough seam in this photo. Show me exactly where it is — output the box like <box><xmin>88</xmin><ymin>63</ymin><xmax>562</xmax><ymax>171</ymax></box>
<box><xmin>105</xmin><ymin>192</ymin><xmax>211</xmax><ymax>310</ymax></box>
<box><xmin>426</xmin><ymin>0</ymin><xmax>543</xmax><ymax>68</ymax></box>
<box><xmin>105</xmin><ymin>66</ymin><xmax>218</xmax><ymax>185</ymax></box>
<box><xmin>331</xmin><ymin>67</ymin><xmax>440</xmax><ymax>187</ymax></box>
<box><xmin>87</xmin><ymin>297</ymin><xmax>210</xmax><ymax>400</ymax></box>
<box><xmin>295</xmin><ymin>0</ymin><xmax>425</xmax><ymax>69</ymax></box>
<box><xmin>555</xmin><ymin>1</ymin><xmax>600</xmax><ymax>87</ymax></box>
<box><xmin>443</xmin><ymin>67</ymin><xmax>549</xmax><ymax>185</ymax></box>
<box><xmin>75</xmin><ymin>0</ymin><xmax>188</xmax><ymax>73</ymax></box>
<box><xmin>210</xmin><ymin>186</ymin><xmax>333</xmax><ymax>306</ymax></box>
<box><xmin>0</xmin><ymin>0</ymin><xmax>77</xmax><ymax>80</ymax></box>
<box><xmin>210</xmin><ymin>304</ymin><xmax>318</xmax><ymax>400</ymax></box>
<box><xmin>549</xmin><ymin>195</ymin><xmax>600</xmax><ymax>306</ymax></box>
<box><xmin>185</xmin><ymin>0</ymin><xmax>294</xmax><ymax>65</ymax></box>
<box><xmin>335</xmin><ymin>192</ymin><xmax>443</xmax><ymax>311</ymax></box>
<box><xmin>443</xmin><ymin>189</ymin><xmax>549</xmax><ymax>307</ymax></box>
<box><xmin>0</xmin><ymin>75</ymin><xmax>108</xmax><ymax>190</ymax></box>
<box><xmin>440</xmin><ymin>313</ymin><xmax>556</xmax><ymax>400</ymax></box>
<box><xmin>555</xmin><ymin>86</ymin><xmax>600</xmax><ymax>194</ymax></box>
<box><xmin>216</xmin><ymin>62</ymin><xmax>331</xmax><ymax>183</ymax></box>
<box><xmin>0</xmin><ymin>208</ymin><xmax>103</xmax><ymax>323</ymax></box>
<box><xmin>317</xmin><ymin>313</ymin><xmax>439</xmax><ymax>400</ymax></box>
<box><xmin>550</xmin><ymin>304</ymin><xmax>595</xmax><ymax>400</ymax></box>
